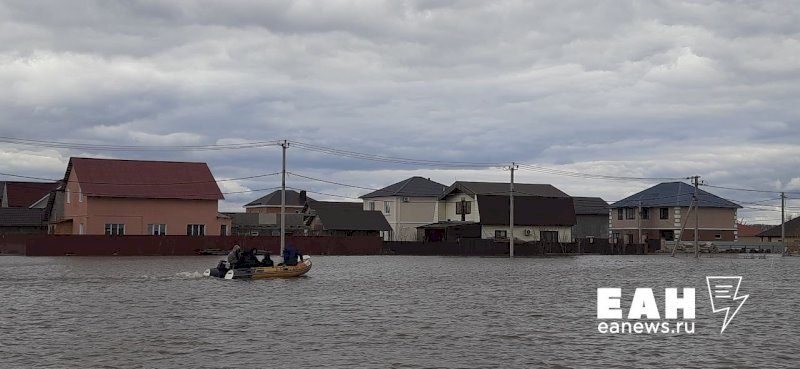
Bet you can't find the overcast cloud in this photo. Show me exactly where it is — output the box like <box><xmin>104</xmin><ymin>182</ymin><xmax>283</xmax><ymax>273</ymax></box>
<box><xmin>1</xmin><ymin>0</ymin><xmax>799</xmax><ymax>222</ymax></box>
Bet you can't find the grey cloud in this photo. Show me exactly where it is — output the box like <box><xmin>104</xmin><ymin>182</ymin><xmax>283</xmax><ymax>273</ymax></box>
<box><xmin>0</xmin><ymin>0</ymin><xmax>798</xmax><ymax>222</ymax></box>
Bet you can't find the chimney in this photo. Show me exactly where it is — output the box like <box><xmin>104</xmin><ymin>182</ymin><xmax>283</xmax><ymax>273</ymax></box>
<box><xmin>299</xmin><ymin>190</ymin><xmax>307</xmax><ymax>204</ymax></box>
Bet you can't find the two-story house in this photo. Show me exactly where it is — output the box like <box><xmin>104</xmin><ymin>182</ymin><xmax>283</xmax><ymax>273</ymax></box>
<box><xmin>360</xmin><ymin>176</ymin><xmax>447</xmax><ymax>241</ymax></box>
<box><xmin>52</xmin><ymin>157</ymin><xmax>231</xmax><ymax>235</ymax></box>
<box><xmin>429</xmin><ymin>181</ymin><xmax>576</xmax><ymax>242</ymax></box>
<box><xmin>610</xmin><ymin>182</ymin><xmax>740</xmax><ymax>245</ymax></box>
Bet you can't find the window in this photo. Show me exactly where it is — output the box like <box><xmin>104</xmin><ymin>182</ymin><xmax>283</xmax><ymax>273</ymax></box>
<box><xmin>220</xmin><ymin>224</ymin><xmax>228</xmax><ymax>236</ymax></box>
<box><xmin>66</xmin><ymin>188</ymin><xmax>71</xmax><ymax>204</ymax></box>
<box><xmin>105</xmin><ymin>224</ymin><xmax>125</xmax><ymax>235</ymax></box>
<box><xmin>617</xmin><ymin>208</ymin><xmax>623</xmax><ymax>220</ymax></box>
<box><xmin>456</xmin><ymin>200</ymin><xmax>472</xmax><ymax>215</ymax></box>
<box><xmin>660</xmin><ymin>207</ymin><xmax>669</xmax><ymax>220</ymax></box>
<box><xmin>494</xmin><ymin>230</ymin><xmax>508</xmax><ymax>239</ymax></box>
<box><xmin>625</xmin><ymin>208</ymin><xmax>635</xmax><ymax>220</ymax></box>
<box><xmin>540</xmin><ymin>231</ymin><xmax>559</xmax><ymax>242</ymax></box>
<box><xmin>641</xmin><ymin>208</ymin><xmax>649</xmax><ymax>220</ymax></box>
<box><xmin>78</xmin><ymin>223</ymin><xmax>84</xmax><ymax>235</ymax></box>
<box><xmin>369</xmin><ymin>201</ymin><xmax>375</xmax><ymax>211</ymax></box>
<box><xmin>714</xmin><ymin>234</ymin><xmax>722</xmax><ymax>240</ymax></box>
<box><xmin>187</xmin><ymin>224</ymin><xmax>205</xmax><ymax>236</ymax></box>
<box><xmin>384</xmin><ymin>201</ymin><xmax>391</xmax><ymax>214</ymax></box>
<box><xmin>147</xmin><ymin>224</ymin><xmax>167</xmax><ymax>235</ymax></box>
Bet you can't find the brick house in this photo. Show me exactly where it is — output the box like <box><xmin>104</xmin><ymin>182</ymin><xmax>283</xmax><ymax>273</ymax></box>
<box><xmin>52</xmin><ymin>157</ymin><xmax>231</xmax><ymax>236</ymax></box>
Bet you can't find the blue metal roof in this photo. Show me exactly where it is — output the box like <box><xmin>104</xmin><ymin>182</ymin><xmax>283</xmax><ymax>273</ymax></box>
<box><xmin>611</xmin><ymin>182</ymin><xmax>740</xmax><ymax>209</ymax></box>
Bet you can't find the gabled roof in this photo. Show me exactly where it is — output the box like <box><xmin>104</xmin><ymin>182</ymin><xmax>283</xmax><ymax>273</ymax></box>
<box><xmin>360</xmin><ymin>176</ymin><xmax>447</xmax><ymax>199</ymax></box>
<box><xmin>1</xmin><ymin>181</ymin><xmax>60</xmax><ymax>208</ymax></box>
<box><xmin>477</xmin><ymin>195</ymin><xmax>576</xmax><ymax>226</ymax></box>
<box><xmin>65</xmin><ymin>157</ymin><xmax>224</xmax><ymax>200</ymax></box>
<box><xmin>756</xmin><ymin>218</ymin><xmax>800</xmax><ymax>238</ymax></box>
<box><xmin>441</xmin><ymin>181</ymin><xmax>569</xmax><ymax>199</ymax></box>
<box><xmin>573</xmin><ymin>197</ymin><xmax>609</xmax><ymax>215</ymax></box>
<box><xmin>611</xmin><ymin>182</ymin><xmax>740</xmax><ymax>209</ymax></box>
<box><xmin>0</xmin><ymin>208</ymin><xmax>46</xmax><ymax>227</ymax></box>
<box><xmin>245</xmin><ymin>189</ymin><xmax>314</xmax><ymax>207</ymax></box>
<box><xmin>309</xmin><ymin>201</ymin><xmax>391</xmax><ymax>231</ymax></box>
<box><xmin>738</xmin><ymin>223</ymin><xmax>766</xmax><ymax>237</ymax></box>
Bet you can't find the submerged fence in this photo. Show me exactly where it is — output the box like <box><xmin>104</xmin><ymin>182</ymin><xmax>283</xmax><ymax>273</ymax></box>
<box><xmin>0</xmin><ymin>235</ymin><xmax>383</xmax><ymax>256</ymax></box>
<box><xmin>383</xmin><ymin>238</ymin><xmax>643</xmax><ymax>256</ymax></box>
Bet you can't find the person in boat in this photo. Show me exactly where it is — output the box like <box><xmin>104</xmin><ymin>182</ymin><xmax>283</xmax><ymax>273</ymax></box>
<box><xmin>261</xmin><ymin>251</ymin><xmax>274</xmax><ymax>267</ymax></box>
<box><xmin>227</xmin><ymin>245</ymin><xmax>243</xmax><ymax>268</ymax></box>
<box><xmin>239</xmin><ymin>248</ymin><xmax>261</xmax><ymax>268</ymax></box>
<box><xmin>216</xmin><ymin>260</ymin><xmax>228</xmax><ymax>274</ymax></box>
<box><xmin>283</xmin><ymin>243</ymin><xmax>299</xmax><ymax>266</ymax></box>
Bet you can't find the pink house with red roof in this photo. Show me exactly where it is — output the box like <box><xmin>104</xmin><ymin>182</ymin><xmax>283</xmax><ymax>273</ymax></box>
<box><xmin>53</xmin><ymin>157</ymin><xmax>231</xmax><ymax>236</ymax></box>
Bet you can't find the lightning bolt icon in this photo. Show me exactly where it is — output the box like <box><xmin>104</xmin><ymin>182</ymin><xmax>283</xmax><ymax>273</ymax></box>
<box><xmin>706</xmin><ymin>276</ymin><xmax>749</xmax><ymax>334</ymax></box>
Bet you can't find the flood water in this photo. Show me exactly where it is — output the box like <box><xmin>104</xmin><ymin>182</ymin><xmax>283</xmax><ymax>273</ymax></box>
<box><xmin>0</xmin><ymin>255</ymin><xmax>798</xmax><ymax>368</ymax></box>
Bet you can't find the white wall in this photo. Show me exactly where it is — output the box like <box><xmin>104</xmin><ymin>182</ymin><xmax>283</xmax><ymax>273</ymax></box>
<box><xmin>481</xmin><ymin>225</ymin><xmax>573</xmax><ymax>242</ymax></box>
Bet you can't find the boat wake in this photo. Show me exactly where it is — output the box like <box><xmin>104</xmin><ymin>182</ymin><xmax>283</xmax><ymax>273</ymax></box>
<box><xmin>175</xmin><ymin>271</ymin><xmax>205</xmax><ymax>279</ymax></box>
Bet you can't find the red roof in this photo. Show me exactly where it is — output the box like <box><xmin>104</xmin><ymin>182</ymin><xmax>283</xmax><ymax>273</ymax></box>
<box><xmin>66</xmin><ymin>157</ymin><xmax>224</xmax><ymax>200</ymax></box>
<box><xmin>2</xmin><ymin>181</ymin><xmax>59</xmax><ymax>207</ymax></box>
<box><xmin>737</xmin><ymin>223</ymin><xmax>763</xmax><ymax>237</ymax></box>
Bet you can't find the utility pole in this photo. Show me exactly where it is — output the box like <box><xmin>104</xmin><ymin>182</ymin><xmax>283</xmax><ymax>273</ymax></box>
<box><xmin>781</xmin><ymin>192</ymin><xmax>786</xmax><ymax>254</ymax></box>
<box><xmin>637</xmin><ymin>200</ymin><xmax>642</xmax><ymax>248</ymax></box>
<box><xmin>280</xmin><ymin>140</ymin><xmax>288</xmax><ymax>258</ymax></box>
<box><xmin>692</xmin><ymin>176</ymin><xmax>700</xmax><ymax>258</ymax></box>
<box><xmin>671</xmin><ymin>201</ymin><xmax>695</xmax><ymax>257</ymax></box>
<box><xmin>506</xmin><ymin>162</ymin><xmax>519</xmax><ymax>258</ymax></box>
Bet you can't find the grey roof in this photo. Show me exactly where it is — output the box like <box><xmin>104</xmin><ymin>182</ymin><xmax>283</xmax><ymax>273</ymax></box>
<box><xmin>441</xmin><ymin>181</ymin><xmax>569</xmax><ymax>199</ymax></box>
<box><xmin>244</xmin><ymin>189</ymin><xmax>315</xmax><ymax>207</ymax></box>
<box><xmin>310</xmin><ymin>203</ymin><xmax>391</xmax><ymax>231</ymax></box>
<box><xmin>477</xmin><ymin>195</ymin><xmax>576</xmax><ymax>226</ymax></box>
<box><xmin>0</xmin><ymin>208</ymin><xmax>46</xmax><ymax>227</ymax></box>
<box><xmin>611</xmin><ymin>182</ymin><xmax>740</xmax><ymax>209</ymax></box>
<box><xmin>308</xmin><ymin>200</ymin><xmax>363</xmax><ymax>211</ymax></box>
<box><xmin>756</xmin><ymin>217</ymin><xmax>800</xmax><ymax>238</ymax></box>
<box><xmin>573</xmin><ymin>197</ymin><xmax>609</xmax><ymax>215</ymax></box>
<box><xmin>360</xmin><ymin>176</ymin><xmax>447</xmax><ymax>199</ymax></box>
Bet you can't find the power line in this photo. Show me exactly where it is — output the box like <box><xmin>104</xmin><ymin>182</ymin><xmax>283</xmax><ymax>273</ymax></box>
<box><xmin>0</xmin><ymin>136</ymin><xmax>282</xmax><ymax>151</ymax></box>
<box><xmin>516</xmin><ymin>163</ymin><xmax>687</xmax><ymax>182</ymax></box>
<box><xmin>0</xmin><ymin>171</ymin><xmax>281</xmax><ymax>186</ymax></box>
<box><xmin>286</xmin><ymin>187</ymin><xmax>362</xmax><ymax>201</ymax></box>
<box><xmin>291</xmin><ymin>141</ymin><xmax>503</xmax><ymax>168</ymax></box>
<box><xmin>701</xmin><ymin>183</ymin><xmax>800</xmax><ymax>196</ymax></box>
<box><xmin>287</xmin><ymin>172</ymin><xmax>381</xmax><ymax>191</ymax></box>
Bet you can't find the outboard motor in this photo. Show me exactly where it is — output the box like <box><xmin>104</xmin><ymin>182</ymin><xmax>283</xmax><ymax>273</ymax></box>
<box><xmin>208</xmin><ymin>260</ymin><xmax>229</xmax><ymax>278</ymax></box>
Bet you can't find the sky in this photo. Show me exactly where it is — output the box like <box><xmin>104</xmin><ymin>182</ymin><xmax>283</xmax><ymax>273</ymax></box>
<box><xmin>1</xmin><ymin>0</ymin><xmax>798</xmax><ymax>223</ymax></box>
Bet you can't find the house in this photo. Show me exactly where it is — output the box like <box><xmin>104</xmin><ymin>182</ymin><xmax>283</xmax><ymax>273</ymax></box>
<box><xmin>610</xmin><ymin>182</ymin><xmax>740</xmax><ymax>245</ymax></box>
<box><xmin>52</xmin><ymin>157</ymin><xmax>231</xmax><ymax>235</ymax></box>
<box><xmin>756</xmin><ymin>217</ymin><xmax>800</xmax><ymax>245</ymax></box>
<box><xmin>244</xmin><ymin>189</ymin><xmax>313</xmax><ymax>214</ymax></box>
<box><xmin>1</xmin><ymin>181</ymin><xmax>60</xmax><ymax>208</ymax></box>
<box><xmin>737</xmin><ymin>223</ymin><xmax>767</xmax><ymax>243</ymax></box>
<box><xmin>304</xmin><ymin>200</ymin><xmax>391</xmax><ymax>237</ymax></box>
<box><xmin>0</xmin><ymin>181</ymin><xmax>60</xmax><ymax>234</ymax></box>
<box><xmin>360</xmin><ymin>176</ymin><xmax>447</xmax><ymax>241</ymax></box>
<box><xmin>0</xmin><ymin>208</ymin><xmax>48</xmax><ymax>234</ymax></box>
<box><xmin>573</xmin><ymin>197</ymin><xmax>610</xmax><ymax>240</ymax></box>
<box><xmin>428</xmin><ymin>181</ymin><xmax>576</xmax><ymax>242</ymax></box>
<box><xmin>223</xmin><ymin>212</ymin><xmax>306</xmax><ymax>236</ymax></box>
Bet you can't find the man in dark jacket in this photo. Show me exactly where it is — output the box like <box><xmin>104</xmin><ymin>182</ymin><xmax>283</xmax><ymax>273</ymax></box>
<box><xmin>283</xmin><ymin>243</ymin><xmax>298</xmax><ymax>266</ymax></box>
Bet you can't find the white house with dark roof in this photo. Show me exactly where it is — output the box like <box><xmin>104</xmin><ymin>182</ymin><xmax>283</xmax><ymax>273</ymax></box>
<box><xmin>432</xmin><ymin>181</ymin><xmax>576</xmax><ymax>242</ymax></box>
<box><xmin>360</xmin><ymin>176</ymin><xmax>447</xmax><ymax>241</ymax></box>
